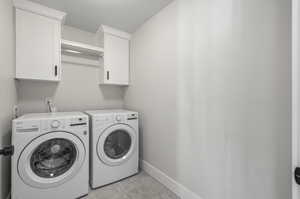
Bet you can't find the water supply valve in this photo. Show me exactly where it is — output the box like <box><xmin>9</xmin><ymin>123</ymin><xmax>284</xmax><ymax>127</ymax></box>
<box><xmin>0</xmin><ymin>145</ymin><xmax>14</xmax><ymax>156</ymax></box>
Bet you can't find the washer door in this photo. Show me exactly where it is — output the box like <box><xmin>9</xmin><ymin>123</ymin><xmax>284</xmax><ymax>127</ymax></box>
<box><xmin>97</xmin><ymin>124</ymin><xmax>136</xmax><ymax>166</ymax></box>
<box><xmin>18</xmin><ymin>131</ymin><xmax>86</xmax><ymax>189</ymax></box>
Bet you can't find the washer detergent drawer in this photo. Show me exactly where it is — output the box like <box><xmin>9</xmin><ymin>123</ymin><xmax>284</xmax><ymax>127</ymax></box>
<box><xmin>15</xmin><ymin>120</ymin><xmax>40</xmax><ymax>133</ymax></box>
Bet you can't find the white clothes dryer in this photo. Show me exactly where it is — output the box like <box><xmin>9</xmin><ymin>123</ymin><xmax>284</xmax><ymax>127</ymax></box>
<box><xmin>85</xmin><ymin>110</ymin><xmax>139</xmax><ymax>188</ymax></box>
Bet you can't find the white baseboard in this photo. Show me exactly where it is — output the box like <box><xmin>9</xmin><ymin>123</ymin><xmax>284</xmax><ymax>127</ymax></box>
<box><xmin>141</xmin><ymin>160</ymin><xmax>202</xmax><ymax>199</ymax></box>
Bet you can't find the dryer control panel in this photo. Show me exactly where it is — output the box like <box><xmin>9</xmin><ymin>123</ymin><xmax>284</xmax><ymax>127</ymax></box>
<box><xmin>127</xmin><ymin>113</ymin><xmax>138</xmax><ymax>120</ymax></box>
<box><xmin>14</xmin><ymin>116</ymin><xmax>88</xmax><ymax>134</ymax></box>
<box><xmin>43</xmin><ymin>117</ymin><xmax>88</xmax><ymax>132</ymax></box>
<box><xmin>115</xmin><ymin>113</ymin><xmax>138</xmax><ymax>122</ymax></box>
<box><xmin>94</xmin><ymin>112</ymin><xmax>138</xmax><ymax>126</ymax></box>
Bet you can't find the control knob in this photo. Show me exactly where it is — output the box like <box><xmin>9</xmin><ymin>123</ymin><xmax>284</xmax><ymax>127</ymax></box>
<box><xmin>116</xmin><ymin>115</ymin><xmax>122</xmax><ymax>122</ymax></box>
<box><xmin>51</xmin><ymin>120</ymin><xmax>61</xmax><ymax>128</ymax></box>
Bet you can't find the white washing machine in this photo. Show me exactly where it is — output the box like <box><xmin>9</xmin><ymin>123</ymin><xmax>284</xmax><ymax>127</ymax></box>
<box><xmin>12</xmin><ymin>112</ymin><xmax>89</xmax><ymax>199</ymax></box>
<box><xmin>85</xmin><ymin>109</ymin><xmax>139</xmax><ymax>188</ymax></box>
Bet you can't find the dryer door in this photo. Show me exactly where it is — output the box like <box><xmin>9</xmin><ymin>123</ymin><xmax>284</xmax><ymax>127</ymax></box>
<box><xmin>18</xmin><ymin>131</ymin><xmax>86</xmax><ymax>189</ymax></box>
<box><xmin>97</xmin><ymin>124</ymin><xmax>137</xmax><ymax>166</ymax></box>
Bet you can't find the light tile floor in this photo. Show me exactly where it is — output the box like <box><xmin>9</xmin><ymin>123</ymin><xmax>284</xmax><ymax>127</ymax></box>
<box><xmin>83</xmin><ymin>171</ymin><xmax>180</xmax><ymax>199</ymax></box>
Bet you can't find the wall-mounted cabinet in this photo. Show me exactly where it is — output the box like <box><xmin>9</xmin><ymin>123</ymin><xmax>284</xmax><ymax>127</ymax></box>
<box><xmin>13</xmin><ymin>0</ymin><xmax>130</xmax><ymax>85</ymax></box>
<box><xmin>14</xmin><ymin>0</ymin><xmax>66</xmax><ymax>82</ymax></box>
<box><xmin>97</xmin><ymin>25</ymin><xmax>131</xmax><ymax>86</ymax></box>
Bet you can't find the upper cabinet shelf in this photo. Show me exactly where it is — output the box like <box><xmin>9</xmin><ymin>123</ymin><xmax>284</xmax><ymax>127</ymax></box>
<box><xmin>61</xmin><ymin>39</ymin><xmax>104</xmax><ymax>57</ymax></box>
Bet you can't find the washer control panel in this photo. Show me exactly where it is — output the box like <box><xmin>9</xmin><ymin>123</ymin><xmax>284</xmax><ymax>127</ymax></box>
<box><xmin>14</xmin><ymin>115</ymin><xmax>89</xmax><ymax>134</ymax></box>
<box><xmin>69</xmin><ymin>117</ymin><xmax>88</xmax><ymax>127</ymax></box>
<box><xmin>42</xmin><ymin>119</ymin><xmax>66</xmax><ymax>131</ymax></box>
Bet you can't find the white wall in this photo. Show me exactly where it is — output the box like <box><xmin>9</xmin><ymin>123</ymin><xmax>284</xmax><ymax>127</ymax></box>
<box><xmin>17</xmin><ymin>26</ymin><xmax>125</xmax><ymax>114</ymax></box>
<box><xmin>125</xmin><ymin>0</ymin><xmax>291</xmax><ymax>199</ymax></box>
<box><xmin>0</xmin><ymin>0</ymin><xmax>17</xmax><ymax>198</ymax></box>
<box><xmin>293</xmin><ymin>0</ymin><xmax>300</xmax><ymax>198</ymax></box>
<box><xmin>125</xmin><ymin>0</ymin><xmax>179</xmax><ymax>178</ymax></box>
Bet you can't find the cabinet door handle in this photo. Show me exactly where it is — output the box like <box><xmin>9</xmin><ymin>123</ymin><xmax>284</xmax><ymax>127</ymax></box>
<box><xmin>107</xmin><ymin>71</ymin><xmax>110</xmax><ymax>80</ymax></box>
<box><xmin>54</xmin><ymin>65</ymin><xmax>58</xmax><ymax>76</ymax></box>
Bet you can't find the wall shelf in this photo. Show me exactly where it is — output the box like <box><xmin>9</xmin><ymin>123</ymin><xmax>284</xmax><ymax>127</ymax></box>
<box><xmin>61</xmin><ymin>39</ymin><xmax>104</xmax><ymax>57</ymax></box>
<box><xmin>61</xmin><ymin>55</ymin><xmax>101</xmax><ymax>67</ymax></box>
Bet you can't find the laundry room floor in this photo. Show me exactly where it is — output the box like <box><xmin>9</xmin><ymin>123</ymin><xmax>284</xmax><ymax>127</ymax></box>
<box><xmin>83</xmin><ymin>171</ymin><xmax>180</xmax><ymax>199</ymax></box>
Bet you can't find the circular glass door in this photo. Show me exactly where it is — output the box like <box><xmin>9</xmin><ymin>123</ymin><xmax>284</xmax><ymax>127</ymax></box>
<box><xmin>104</xmin><ymin>130</ymin><xmax>132</xmax><ymax>159</ymax></box>
<box><xmin>97</xmin><ymin>124</ymin><xmax>136</xmax><ymax>166</ymax></box>
<box><xmin>18</xmin><ymin>132</ymin><xmax>86</xmax><ymax>189</ymax></box>
<box><xmin>30</xmin><ymin>138</ymin><xmax>77</xmax><ymax>178</ymax></box>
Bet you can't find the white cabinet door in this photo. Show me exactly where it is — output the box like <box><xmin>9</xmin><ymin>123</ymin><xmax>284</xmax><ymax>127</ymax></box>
<box><xmin>103</xmin><ymin>34</ymin><xmax>129</xmax><ymax>85</ymax></box>
<box><xmin>16</xmin><ymin>9</ymin><xmax>61</xmax><ymax>81</ymax></box>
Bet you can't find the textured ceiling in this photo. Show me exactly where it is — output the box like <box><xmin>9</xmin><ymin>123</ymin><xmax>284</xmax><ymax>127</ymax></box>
<box><xmin>29</xmin><ymin>0</ymin><xmax>174</xmax><ymax>33</ymax></box>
